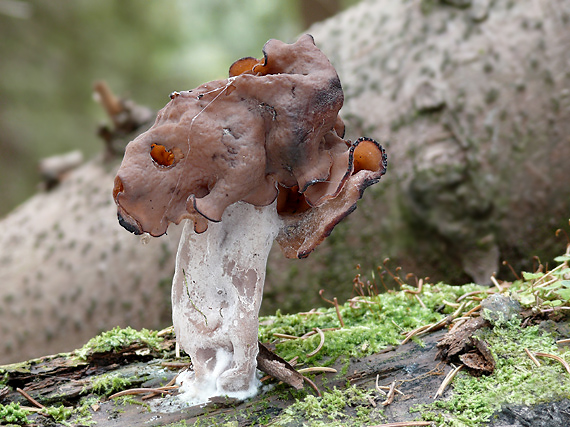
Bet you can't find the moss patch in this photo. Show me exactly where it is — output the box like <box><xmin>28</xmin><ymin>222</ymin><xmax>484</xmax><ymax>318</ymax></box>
<box><xmin>259</xmin><ymin>282</ymin><xmax>487</xmax><ymax>365</ymax></box>
<box><xmin>0</xmin><ymin>401</ymin><xmax>30</xmax><ymax>425</ymax></box>
<box><xmin>412</xmin><ymin>316</ymin><xmax>570</xmax><ymax>426</ymax></box>
<box><xmin>270</xmin><ymin>385</ymin><xmax>383</xmax><ymax>426</ymax></box>
<box><xmin>91</xmin><ymin>371</ymin><xmax>134</xmax><ymax>396</ymax></box>
<box><xmin>75</xmin><ymin>326</ymin><xmax>164</xmax><ymax>360</ymax></box>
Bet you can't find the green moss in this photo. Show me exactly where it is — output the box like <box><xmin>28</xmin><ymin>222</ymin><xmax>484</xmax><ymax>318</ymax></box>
<box><xmin>509</xmin><ymin>258</ymin><xmax>570</xmax><ymax>309</ymax></box>
<box><xmin>259</xmin><ymin>282</ymin><xmax>486</xmax><ymax>365</ymax></box>
<box><xmin>115</xmin><ymin>394</ymin><xmax>151</xmax><ymax>411</ymax></box>
<box><xmin>270</xmin><ymin>385</ymin><xmax>382</xmax><ymax>426</ymax></box>
<box><xmin>259</xmin><ymin>247</ymin><xmax>570</xmax><ymax>425</ymax></box>
<box><xmin>75</xmin><ymin>326</ymin><xmax>163</xmax><ymax>360</ymax></box>
<box><xmin>91</xmin><ymin>372</ymin><xmax>133</xmax><ymax>396</ymax></box>
<box><xmin>411</xmin><ymin>311</ymin><xmax>570</xmax><ymax>426</ymax></box>
<box><xmin>0</xmin><ymin>402</ymin><xmax>30</xmax><ymax>425</ymax></box>
<box><xmin>72</xmin><ymin>396</ymin><xmax>99</xmax><ymax>427</ymax></box>
<box><xmin>44</xmin><ymin>404</ymin><xmax>73</xmax><ymax>423</ymax></box>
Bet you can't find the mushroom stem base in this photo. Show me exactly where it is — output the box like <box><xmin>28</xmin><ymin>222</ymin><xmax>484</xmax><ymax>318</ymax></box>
<box><xmin>171</xmin><ymin>201</ymin><xmax>280</xmax><ymax>405</ymax></box>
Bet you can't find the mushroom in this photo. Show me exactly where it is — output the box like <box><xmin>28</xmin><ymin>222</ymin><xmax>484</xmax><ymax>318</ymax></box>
<box><xmin>113</xmin><ymin>34</ymin><xmax>387</xmax><ymax>404</ymax></box>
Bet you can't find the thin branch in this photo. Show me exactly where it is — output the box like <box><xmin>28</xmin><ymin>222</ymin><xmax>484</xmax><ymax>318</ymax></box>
<box><xmin>464</xmin><ymin>304</ymin><xmax>482</xmax><ymax>317</ymax></box>
<box><xmin>415</xmin><ymin>294</ymin><xmax>427</xmax><ymax>309</ymax></box>
<box><xmin>457</xmin><ymin>289</ymin><xmax>495</xmax><ymax>302</ymax></box>
<box><xmin>16</xmin><ymin>388</ymin><xmax>45</xmax><ymax>410</ymax></box>
<box><xmin>141</xmin><ymin>377</ymin><xmax>179</xmax><ymax>400</ymax></box>
<box><xmin>161</xmin><ymin>361</ymin><xmax>191</xmax><ymax>369</ymax></box>
<box><xmin>401</xmin><ymin>324</ymin><xmax>432</xmax><ymax>345</ymax></box>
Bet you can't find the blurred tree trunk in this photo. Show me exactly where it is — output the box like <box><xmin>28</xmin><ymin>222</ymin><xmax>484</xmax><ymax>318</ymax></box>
<box><xmin>300</xmin><ymin>0</ymin><xmax>341</xmax><ymax>28</ymax></box>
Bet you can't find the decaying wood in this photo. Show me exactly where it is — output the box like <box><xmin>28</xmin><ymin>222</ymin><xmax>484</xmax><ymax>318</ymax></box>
<box><xmin>0</xmin><ymin>327</ymin><xmax>450</xmax><ymax>426</ymax></box>
<box><xmin>436</xmin><ymin>316</ymin><xmax>496</xmax><ymax>375</ymax></box>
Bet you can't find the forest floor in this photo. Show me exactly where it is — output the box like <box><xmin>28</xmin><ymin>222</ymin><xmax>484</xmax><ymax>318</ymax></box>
<box><xmin>2</xmin><ymin>245</ymin><xmax>570</xmax><ymax>427</ymax></box>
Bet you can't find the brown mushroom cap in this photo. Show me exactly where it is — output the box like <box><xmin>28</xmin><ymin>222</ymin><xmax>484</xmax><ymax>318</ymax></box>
<box><xmin>276</xmin><ymin>137</ymin><xmax>387</xmax><ymax>258</ymax></box>
<box><xmin>113</xmin><ymin>34</ymin><xmax>387</xmax><ymax>255</ymax></box>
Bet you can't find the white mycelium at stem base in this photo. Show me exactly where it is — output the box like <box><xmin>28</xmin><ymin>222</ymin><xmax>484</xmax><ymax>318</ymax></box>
<box><xmin>172</xmin><ymin>201</ymin><xmax>280</xmax><ymax>404</ymax></box>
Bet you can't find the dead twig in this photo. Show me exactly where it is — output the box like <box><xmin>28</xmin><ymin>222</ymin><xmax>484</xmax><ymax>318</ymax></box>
<box><xmin>401</xmin><ymin>324</ymin><xmax>432</xmax><ymax>345</ymax></box>
<box><xmin>16</xmin><ymin>388</ymin><xmax>45</xmax><ymax>410</ymax></box>
<box><xmin>457</xmin><ymin>289</ymin><xmax>495</xmax><ymax>302</ymax></box>
<box><xmin>141</xmin><ymin>376</ymin><xmax>178</xmax><ymax>400</ymax></box>
<box><xmin>524</xmin><ymin>348</ymin><xmax>541</xmax><ymax>367</ymax></box>
<box><xmin>464</xmin><ymin>304</ymin><xmax>482</xmax><ymax>317</ymax></box>
<box><xmin>109</xmin><ymin>386</ymin><xmax>178</xmax><ymax>400</ymax></box>
<box><xmin>273</xmin><ymin>333</ymin><xmax>301</xmax><ymax>340</ymax></box>
<box><xmin>306</xmin><ymin>328</ymin><xmax>326</xmax><ymax>357</ymax></box>
<box><xmin>161</xmin><ymin>361</ymin><xmax>192</xmax><ymax>369</ymax></box>
<box><xmin>490</xmin><ymin>276</ymin><xmax>503</xmax><ymax>292</ymax></box>
<box><xmin>532</xmin><ymin>263</ymin><xmax>566</xmax><ymax>288</ymax></box>
<box><xmin>381</xmin><ymin>381</ymin><xmax>398</xmax><ymax>406</ymax></box>
<box><xmin>434</xmin><ymin>365</ymin><xmax>464</xmax><ymax>399</ymax></box>
<box><xmin>414</xmin><ymin>294</ymin><xmax>427</xmax><ymax>309</ymax></box>
<box><xmin>534</xmin><ymin>352</ymin><xmax>570</xmax><ymax>375</ymax></box>
<box><xmin>403</xmin><ymin>301</ymin><xmax>469</xmax><ymax>345</ymax></box>
<box><xmin>319</xmin><ymin>290</ymin><xmax>345</xmax><ymax>327</ymax></box>
<box><xmin>303</xmin><ymin>375</ymin><xmax>321</xmax><ymax>397</ymax></box>
<box><xmin>442</xmin><ymin>299</ymin><xmax>461</xmax><ymax>308</ymax></box>
<box><xmin>156</xmin><ymin>325</ymin><xmax>174</xmax><ymax>337</ymax></box>
<box><xmin>375</xmin><ymin>374</ymin><xmax>387</xmax><ymax>396</ymax></box>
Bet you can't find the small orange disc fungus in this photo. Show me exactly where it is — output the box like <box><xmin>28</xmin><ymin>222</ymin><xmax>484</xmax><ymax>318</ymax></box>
<box><xmin>150</xmin><ymin>143</ymin><xmax>175</xmax><ymax>167</ymax></box>
<box><xmin>353</xmin><ymin>137</ymin><xmax>384</xmax><ymax>173</ymax></box>
<box><xmin>229</xmin><ymin>57</ymin><xmax>262</xmax><ymax>77</ymax></box>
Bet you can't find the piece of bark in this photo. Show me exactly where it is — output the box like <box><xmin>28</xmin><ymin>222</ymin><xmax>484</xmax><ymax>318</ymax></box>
<box><xmin>257</xmin><ymin>342</ymin><xmax>304</xmax><ymax>390</ymax></box>
<box><xmin>459</xmin><ymin>338</ymin><xmax>495</xmax><ymax>374</ymax></box>
<box><xmin>437</xmin><ymin>317</ymin><xmax>495</xmax><ymax>375</ymax></box>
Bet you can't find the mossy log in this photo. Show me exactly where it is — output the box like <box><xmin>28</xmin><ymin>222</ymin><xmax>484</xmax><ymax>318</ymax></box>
<box><xmin>2</xmin><ymin>270</ymin><xmax>570</xmax><ymax>426</ymax></box>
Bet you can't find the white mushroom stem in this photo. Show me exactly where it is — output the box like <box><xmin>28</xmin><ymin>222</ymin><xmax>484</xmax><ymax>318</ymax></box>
<box><xmin>172</xmin><ymin>201</ymin><xmax>280</xmax><ymax>404</ymax></box>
